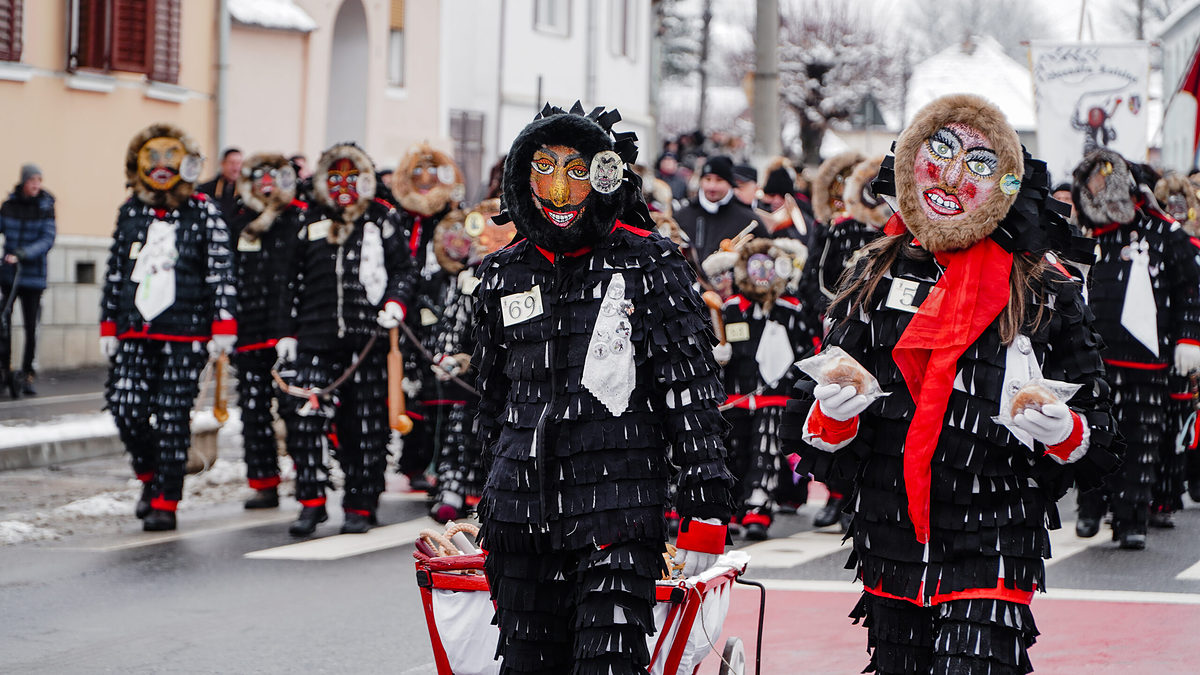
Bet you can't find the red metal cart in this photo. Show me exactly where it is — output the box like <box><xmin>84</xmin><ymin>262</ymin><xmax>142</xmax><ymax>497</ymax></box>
<box><xmin>414</xmin><ymin>548</ymin><xmax>760</xmax><ymax>675</ymax></box>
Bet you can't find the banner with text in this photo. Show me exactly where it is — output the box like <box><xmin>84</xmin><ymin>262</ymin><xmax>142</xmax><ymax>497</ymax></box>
<box><xmin>1030</xmin><ymin>41</ymin><xmax>1150</xmax><ymax>184</ymax></box>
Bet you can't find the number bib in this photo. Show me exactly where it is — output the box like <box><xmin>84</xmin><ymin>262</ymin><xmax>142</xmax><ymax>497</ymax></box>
<box><xmin>501</xmin><ymin>286</ymin><xmax>544</xmax><ymax>326</ymax></box>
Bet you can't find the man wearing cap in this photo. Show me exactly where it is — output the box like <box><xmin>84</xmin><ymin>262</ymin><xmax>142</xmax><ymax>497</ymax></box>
<box><xmin>0</xmin><ymin>164</ymin><xmax>56</xmax><ymax>396</ymax></box>
<box><xmin>674</xmin><ymin>155</ymin><xmax>771</xmax><ymax>261</ymax></box>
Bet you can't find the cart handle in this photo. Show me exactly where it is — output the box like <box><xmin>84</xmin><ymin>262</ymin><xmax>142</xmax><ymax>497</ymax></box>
<box><xmin>734</xmin><ymin>576</ymin><xmax>766</xmax><ymax>675</ymax></box>
<box><xmin>414</xmin><ymin>552</ymin><xmax>488</xmax><ymax>572</ymax></box>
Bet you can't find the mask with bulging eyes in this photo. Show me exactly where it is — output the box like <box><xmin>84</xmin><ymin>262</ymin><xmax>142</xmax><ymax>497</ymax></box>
<box><xmin>250</xmin><ymin>165</ymin><xmax>296</xmax><ymax>204</ymax></box>
<box><xmin>530</xmin><ymin>144</ymin><xmax>593</xmax><ymax>230</ymax></box>
<box><xmin>137</xmin><ymin>136</ymin><xmax>188</xmax><ymax>192</ymax></box>
<box><xmin>747</xmin><ymin>253</ymin><xmax>776</xmax><ymax>288</ymax></box>
<box><xmin>913</xmin><ymin>123</ymin><xmax>1000</xmax><ymax>223</ymax></box>
<box><xmin>327</xmin><ymin>158</ymin><xmax>360</xmax><ymax>208</ymax></box>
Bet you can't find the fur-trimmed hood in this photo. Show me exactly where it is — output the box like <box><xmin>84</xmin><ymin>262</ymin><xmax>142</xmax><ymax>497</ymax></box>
<box><xmin>499</xmin><ymin>102</ymin><xmax>648</xmax><ymax>253</ymax></box>
<box><xmin>733</xmin><ymin>237</ymin><xmax>806</xmax><ymax>310</ymax></box>
<box><xmin>125</xmin><ymin>123</ymin><xmax>204</xmax><ymax>210</ymax></box>
<box><xmin>1071</xmin><ymin>148</ymin><xmax>1137</xmax><ymax>229</ymax></box>
<box><xmin>313</xmin><ymin>142</ymin><xmax>376</xmax><ymax>237</ymax></box>
<box><xmin>812</xmin><ymin>151</ymin><xmax>864</xmax><ymax>224</ymax></box>
<box><xmin>1155</xmin><ymin>172</ymin><xmax>1200</xmax><ymax>235</ymax></box>
<box><xmin>893</xmin><ymin>94</ymin><xmax>1023</xmax><ymax>253</ymax></box>
<box><xmin>394</xmin><ymin>143</ymin><xmax>464</xmax><ymax>216</ymax></box>
<box><xmin>844</xmin><ymin>155</ymin><xmax>892</xmax><ymax>228</ymax></box>
<box><xmin>236</xmin><ymin>153</ymin><xmax>297</xmax><ymax>241</ymax></box>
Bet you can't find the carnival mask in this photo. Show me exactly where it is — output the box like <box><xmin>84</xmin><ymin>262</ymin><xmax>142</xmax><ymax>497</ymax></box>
<box><xmin>138</xmin><ymin>136</ymin><xmax>188</xmax><ymax>192</ymax></box>
<box><xmin>747</xmin><ymin>253</ymin><xmax>777</xmax><ymax>289</ymax></box>
<box><xmin>250</xmin><ymin>164</ymin><xmax>296</xmax><ymax>203</ymax></box>
<box><xmin>327</xmin><ymin>158</ymin><xmax>360</xmax><ymax>208</ymax></box>
<box><xmin>411</xmin><ymin>156</ymin><xmax>441</xmax><ymax>194</ymax></box>
<box><xmin>1078</xmin><ymin>159</ymin><xmax>1136</xmax><ymax>226</ymax></box>
<box><xmin>914</xmin><ymin>124</ymin><xmax>1000</xmax><ymax>222</ymax></box>
<box><xmin>829</xmin><ymin>170</ymin><xmax>850</xmax><ymax>216</ymax></box>
<box><xmin>530</xmin><ymin>144</ymin><xmax>592</xmax><ymax>229</ymax></box>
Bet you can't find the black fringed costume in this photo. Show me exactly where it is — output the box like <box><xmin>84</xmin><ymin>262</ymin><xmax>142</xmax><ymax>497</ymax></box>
<box><xmin>229</xmin><ymin>154</ymin><xmax>308</xmax><ymax>495</ymax></box>
<box><xmin>780</xmin><ymin>95</ymin><xmax>1117</xmax><ymax>674</ymax></box>
<box><xmin>1071</xmin><ymin>149</ymin><xmax>1200</xmax><ymax>539</ymax></box>
<box><xmin>278</xmin><ymin>143</ymin><xmax>416</xmax><ymax>521</ymax></box>
<box><xmin>102</xmin><ymin>124</ymin><xmax>237</xmax><ymax>519</ymax></box>
<box><xmin>474</xmin><ymin>104</ymin><xmax>733</xmax><ymax>675</ymax></box>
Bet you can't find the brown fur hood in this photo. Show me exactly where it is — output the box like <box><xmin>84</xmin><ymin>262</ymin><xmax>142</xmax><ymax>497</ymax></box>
<box><xmin>1155</xmin><ymin>172</ymin><xmax>1200</xmax><ymax>236</ymax></box>
<box><xmin>894</xmin><ymin>94</ymin><xmax>1023</xmax><ymax>253</ymax></box>
<box><xmin>394</xmin><ymin>143</ymin><xmax>464</xmax><ymax>216</ymax></box>
<box><xmin>236</xmin><ymin>153</ymin><xmax>297</xmax><ymax>241</ymax></box>
<box><xmin>124</xmin><ymin>123</ymin><xmax>204</xmax><ymax>210</ymax></box>
<box><xmin>734</xmin><ymin>237</ymin><xmax>807</xmax><ymax>309</ymax></box>
<box><xmin>812</xmin><ymin>151</ymin><xmax>864</xmax><ymax>224</ymax></box>
<box><xmin>313</xmin><ymin>142</ymin><xmax>376</xmax><ymax>239</ymax></box>
<box><xmin>844</xmin><ymin>155</ymin><xmax>892</xmax><ymax>228</ymax></box>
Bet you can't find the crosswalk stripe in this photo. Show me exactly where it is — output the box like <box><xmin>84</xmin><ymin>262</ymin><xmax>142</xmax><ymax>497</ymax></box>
<box><xmin>1176</xmin><ymin>559</ymin><xmax>1200</xmax><ymax>580</ymax></box>
<box><xmin>244</xmin><ymin>516</ymin><xmax>434</xmax><ymax>561</ymax></box>
<box><xmin>737</xmin><ymin>529</ymin><xmax>849</xmax><ymax>568</ymax></box>
<box><xmin>750</xmin><ymin>579</ymin><xmax>1200</xmax><ymax>605</ymax></box>
<box><xmin>1045</xmin><ymin>520</ymin><xmax>1104</xmax><ymax>567</ymax></box>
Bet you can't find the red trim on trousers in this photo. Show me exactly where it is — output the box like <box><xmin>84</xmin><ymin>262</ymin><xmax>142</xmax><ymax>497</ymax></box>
<box><xmin>248</xmin><ymin>476</ymin><xmax>281</xmax><ymax>490</ymax></box>
<box><xmin>740</xmin><ymin>512</ymin><xmax>771</xmax><ymax>527</ymax></box>
<box><xmin>150</xmin><ymin>496</ymin><xmax>178</xmax><ymax>512</ymax></box>
<box><xmin>137</xmin><ymin>472</ymin><xmax>153</xmax><ymax>483</ymax></box>
<box><xmin>344</xmin><ymin>508</ymin><xmax>371</xmax><ymax>517</ymax></box>
<box><xmin>300</xmin><ymin>497</ymin><xmax>326</xmax><ymax>507</ymax></box>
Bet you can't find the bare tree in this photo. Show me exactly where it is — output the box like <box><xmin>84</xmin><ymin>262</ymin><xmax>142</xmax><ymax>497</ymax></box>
<box><xmin>1114</xmin><ymin>0</ymin><xmax>1185</xmax><ymax>39</ymax></box>
<box><xmin>904</xmin><ymin>0</ymin><xmax>1054</xmax><ymax>61</ymax></box>
<box><xmin>777</xmin><ymin>0</ymin><xmax>899</xmax><ymax>166</ymax></box>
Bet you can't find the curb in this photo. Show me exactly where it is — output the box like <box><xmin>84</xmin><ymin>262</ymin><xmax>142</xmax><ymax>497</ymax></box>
<box><xmin>0</xmin><ymin>414</ymin><xmax>224</xmax><ymax>472</ymax></box>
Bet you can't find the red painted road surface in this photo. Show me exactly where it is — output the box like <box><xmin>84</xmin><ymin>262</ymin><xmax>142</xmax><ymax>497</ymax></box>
<box><xmin>695</xmin><ymin>587</ymin><xmax>1200</xmax><ymax>674</ymax></box>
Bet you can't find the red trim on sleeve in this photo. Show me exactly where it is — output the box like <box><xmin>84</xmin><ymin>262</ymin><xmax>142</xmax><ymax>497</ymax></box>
<box><xmin>211</xmin><ymin>319</ymin><xmax>237</xmax><ymax>335</ymax></box>
<box><xmin>149</xmin><ymin>496</ymin><xmax>178</xmax><ymax>512</ymax></box>
<box><xmin>1178</xmin><ymin>339</ymin><xmax>1200</xmax><ymax>347</ymax></box>
<box><xmin>676</xmin><ymin>518</ymin><xmax>727</xmax><ymax>555</ymax></box>
<box><xmin>248</xmin><ymin>476</ymin><xmax>281</xmax><ymax>490</ymax></box>
<box><xmin>100</xmin><ymin>321</ymin><xmax>117</xmax><ymax>337</ymax></box>
<box><xmin>1045</xmin><ymin>412</ymin><xmax>1084</xmax><ymax>462</ymax></box>
<box><xmin>807</xmin><ymin>402</ymin><xmax>859</xmax><ymax>444</ymax></box>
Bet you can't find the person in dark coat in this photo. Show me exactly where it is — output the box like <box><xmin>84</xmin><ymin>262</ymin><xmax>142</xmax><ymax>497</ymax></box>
<box><xmin>197</xmin><ymin>147</ymin><xmax>243</xmax><ymax>219</ymax></box>
<box><xmin>673</xmin><ymin>155</ymin><xmax>771</xmax><ymax>263</ymax></box>
<box><xmin>0</xmin><ymin>163</ymin><xmax>56</xmax><ymax>396</ymax></box>
<box><xmin>101</xmin><ymin>123</ymin><xmax>238</xmax><ymax>532</ymax></box>
<box><xmin>228</xmin><ymin>153</ymin><xmax>309</xmax><ymax>510</ymax></box>
<box><xmin>473</xmin><ymin>103</ymin><xmax>734</xmax><ymax>675</ymax></box>
<box><xmin>781</xmin><ymin>94</ymin><xmax>1117</xmax><ymax>674</ymax></box>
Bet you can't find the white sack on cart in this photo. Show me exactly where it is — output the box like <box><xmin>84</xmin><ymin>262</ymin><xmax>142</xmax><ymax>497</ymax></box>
<box><xmin>647</xmin><ymin>551</ymin><xmax>749</xmax><ymax>674</ymax></box>
<box><xmin>432</xmin><ymin>588</ymin><xmax>502</xmax><ymax>675</ymax></box>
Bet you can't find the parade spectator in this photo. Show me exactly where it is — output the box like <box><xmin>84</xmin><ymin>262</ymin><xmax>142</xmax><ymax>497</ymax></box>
<box><xmin>732</xmin><ymin>163</ymin><xmax>760</xmax><ymax>207</ymax></box>
<box><xmin>655</xmin><ymin>151</ymin><xmax>689</xmax><ymax>201</ymax></box>
<box><xmin>674</xmin><ymin>155</ymin><xmax>771</xmax><ymax>261</ymax></box>
<box><xmin>198</xmin><ymin>147</ymin><xmax>243</xmax><ymax>218</ymax></box>
<box><xmin>0</xmin><ymin>164</ymin><xmax>56</xmax><ymax>396</ymax></box>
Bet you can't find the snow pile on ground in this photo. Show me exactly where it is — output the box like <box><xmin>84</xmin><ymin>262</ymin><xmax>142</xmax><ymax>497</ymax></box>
<box><xmin>55</xmin><ymin>493</ymin><xmax>132</xmax><ymax>518</ymax></box>
<box><xmin>0</xmin><ymin>520</ymin><xmax>58</xmax><ymax>545</ymax></box>
<box><xmin>0</xmin><ymin>413</ymin><xmax>117</xmax><ymax>448</ymax></box>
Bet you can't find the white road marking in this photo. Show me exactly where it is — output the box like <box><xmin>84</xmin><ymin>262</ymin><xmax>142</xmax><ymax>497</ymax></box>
<box><xmin>750</xmin><ymin>579</ymin><xmax>1200</xmax><ymax>605</ymax></box>
<box><xmin>1175</xmin><ymin>559</ymin><xmax>1200</xmax><ymax>580</ymax></box>
<box><xmin>244</xmin><ymin>515</ymin><xmax>439</xmax><ymax>561</ymax></box>
<box><xmin>0</xmin><ymin>391</ymin><xmax>104</xmax><ymax>408</ymax></box>
<box><xmin>736</xmin><ymin>529</ymin><xmax>849</xmax><ymax>568</ymax></box>
<box><xmin>1045</xmin><ymin>520</ymin><xmax>1106</xmax><ymax>567</ymax></box>
<box><xmin>54</xmin><ymin>509</ymin><xmax>295</xmax><ymax>552</ymax></box>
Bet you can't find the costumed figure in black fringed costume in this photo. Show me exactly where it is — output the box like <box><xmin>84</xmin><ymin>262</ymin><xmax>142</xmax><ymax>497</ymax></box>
<box><xmin>425</xmin><ymin>199</ymin><xmax>517</xmax><ymax>523</ymax></box>
<box><xmin>275</xmin><ymin>143</ymin><xmax>417</xmax><ymax>537</ymax></box>
<box><xmin>229</xmin><ymin>154</ymin><xmax>308</xmax><ymax>510</ymax></box>
<box><xmin>392</xmin><ymin>143</ymin><xmax>466</xmax><ymax>492</ymax></box>
<box><xmin>780</xmin><ymin>95</ymin><xmax>1118</xmax><ymax>674</ymax></box>
<box><xmin>797</xmin><ymin>152</ymin><xmax>893</xmax><ymax>530</ymax></box>
<box><xmin>473</xmin><ymin>102</ymin><xmax>734</xmax><ymax>675</ymax></box>
<box><xmin>101</xmin><ymin>123</ymin><xmax>238</xmax><ymax>532</ymax></box>
<box><xmin>710</xmin><ymin>236</ymin><xmax>814</xmax><ymax>541</ymax></box>
<box><xmin>1154</xmin><ymin>172</ymin><xmax>1200</xmax><ymax>507</ymax></box>
<box><xmin>1071</xmin><ymin>149</ymin><xmax>1200</xmax><ymax>546</ymax></box>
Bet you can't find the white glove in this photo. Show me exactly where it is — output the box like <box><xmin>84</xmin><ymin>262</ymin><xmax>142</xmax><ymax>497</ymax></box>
<box><xmin>275</xmin><ymin>337</ymin><xmax>298</xmax><ymax>363</ymax></box>
<box><xmin>1175</xmin><ymin>343</ymin><xmax>1200</xmax><ymax>375</ymax></box>
<box><xmin>100</xmin><ymin>336</ymin><xmax>118</xmax><ymax>358</ymax></box>
<box><xmin>1010</xmin><ymin>402</ymin><xmax>1074</xmax><ymax>446</ymax></box>
<box><xmin>675</xmin><ymin>549</ymin><xmax>721</xmax><ymax>579</ymax></box>
<box><xmin>433</xmin><ymin>353</ymin><xmax>464</xmax><ymax>382</ymax></box>
<box><xmin>712</xmin><ymin>342</ymin><xmax>732</xmax><ymax>366</ymax></box>
<box><xmin>208</xmin><ymin>334</ymin><xmax>236</xmax><ymax>357</ymax></box>
<box><xmin>376</xmin><ymin>301</ymin><xmax>405</xmax><ymax>329</ymax></box>
<box><xmin>812</xmin><ymin>382</ymin><xmax>872</xmax><ymax>421</ymax></box>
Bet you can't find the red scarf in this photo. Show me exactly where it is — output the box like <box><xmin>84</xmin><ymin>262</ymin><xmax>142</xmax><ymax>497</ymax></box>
<box><xmin>890</xmin><ymin>215</ymin><xmax>1012</xmax><ymax>544</ymax></box>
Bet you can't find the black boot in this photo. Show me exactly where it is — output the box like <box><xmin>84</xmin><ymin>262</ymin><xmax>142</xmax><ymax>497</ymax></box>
<box><xmin>142</xmin><ymin>509</ymin><xmax>176</xmax><ymax>531</ymax></box>
<box><xmin>1149</xmin><ymin>509</ymin><xmax>1175</xmax><ymax>529</ymax></box>
<box><xmin>19</xmin><ymin>371</ymin><xmax>35</xmax><ymax>396</ymax></box>
<box><xmin>407</xmin><ymin>474</ymin><xmax>435</xmax><ymax>493</ymax></box>
<box><xmin>813</xmin><ymin>495</ymin><xmax>847</xmax><ymax>528</ymax></box>
<box><xmin>244</xmin><ymin>487</ymin><xmax>280</xmax><ymax>510</ymax></box>
<box><xmin>341</xmin><ymin>511</ymin><xmax>374</xmax><ymax>534</ymax></box>
<box><xmin>135</xmin><ymin>483</ymin><xmax>154</xmax><ymax>519</ymax></box>
<box><xmin>1076</xmin><ymin>490</ymin><xmax>1106</xmax><ymax>538</ymax></box>
<box><xmin>1118</xmin><ymin>531</ymin><xmax>1147</xmax><ymax>550</ymax></box>
<box><xmin>289</xmin><ymin>505</ymin><xmax>328</xmax><ymax>536</ymax></box>
<box><xmin>0</xmin><ymin>368</ymin><xmax>17</xmax><ymax>399</ymax></box>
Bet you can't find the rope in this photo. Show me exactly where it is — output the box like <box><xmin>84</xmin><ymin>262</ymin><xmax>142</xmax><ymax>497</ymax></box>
<box><xmin>271</xmin><ymin>333</ymin><xmax>379</xmax><ymax>400</ymax></box>
<box><xmin>396</xmin><ymin>319</ymin><xmax>480</xmax><ymax>396</ymax></box>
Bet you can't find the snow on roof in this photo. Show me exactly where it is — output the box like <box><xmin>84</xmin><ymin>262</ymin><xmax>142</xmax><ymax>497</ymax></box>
<box><xmin>906</xmin><ymin>35</ymin><xmax>1035</xmax><ymax>132</ymax></box>
<box><xmin>228</xmin><ymin>0</ymin><xmax>317</xmax><ymax>33</ymax></box>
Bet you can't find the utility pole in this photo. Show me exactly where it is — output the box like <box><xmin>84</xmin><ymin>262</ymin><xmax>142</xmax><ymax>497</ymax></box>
<box><xmin>752</xmin><ymin>0</ymin><xmax>781</xmax><ymax>164</ymax></box>
<box><xmin>697</xmin><ymin>0</ymin><xmax>712</xmax><ymax>133</ymax></box>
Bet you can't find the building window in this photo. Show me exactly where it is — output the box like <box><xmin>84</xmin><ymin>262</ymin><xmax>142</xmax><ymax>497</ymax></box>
<box><xmin>387</xmin><ymin>0</ymin><xmax>404</xmax><ymax>87</ymax></box>
<box><xmin>0</xmin><ymin>0</ymin><xmax>23</xmax><ymax>62</ymax></box>
<box><xmin>534</xmin><ymin>0</ymin><xmax>569</xmax><ymax>37</ymax></box>
<box><xmin>68</xmin><ymin>0</ymin><xmax>180</xmax><ymax>83</ymax></box>
<box><xmin>608</xmin><ymin>0</ymin><xmax>636</xmax><ymax>60</ymax></box>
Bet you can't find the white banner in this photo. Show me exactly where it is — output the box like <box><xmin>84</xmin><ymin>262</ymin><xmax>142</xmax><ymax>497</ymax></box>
<box><xmin>1030</xmin><ymin>41</ymin><xmax>1151</xmax><ymax>184</ymax></box>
